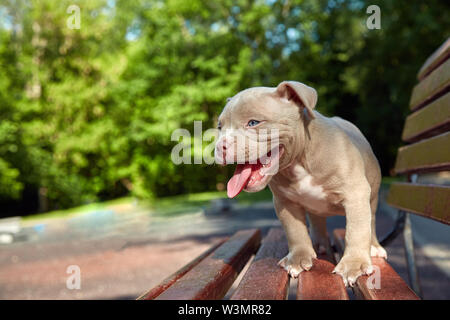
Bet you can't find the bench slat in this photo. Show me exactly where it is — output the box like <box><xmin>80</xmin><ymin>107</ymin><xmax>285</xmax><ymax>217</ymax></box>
<box><xmin>387</xmin><ymin>183</ymin><xmax>450</xmax><ymax>224</ymax></box>
<box><xmin>409</xmin><ymin>56</ymin><xmax>450</xmax><ymax>111</ymax></box>
<box><xmin>154</xmin><ymin>229</ymin><xmax>261</xmax><ymax>300</ymax></box>
<box><xmin>230</xmin><ymin>228</ymin><xmax>289</xmax><ymax>300</ymax></box>
<box><xmin>332</xmin><ymin>229</ymin><xmax>419</xmax><ymax>300</ymax></box>
<box><xmin>402</xmin><ymin>92</ymin><xmax>450</xmax><ymax>143</ymax></box>
<box><xmin>138</xmin><ymin>239</ymin><xmax>226</xmax><ymax>300</ymax></box>
<box><xmin>394</xmin><ymin>131</ymin><xmax>450</xmax><ymax>174</ymax></box>
<box><xmin>418</xmin><ymin>38</ymin><xmax>450</xmax><ymax>81</ymax></box>
<box><xmin>297</xmin><ymin>257</ymin><xmax>349</xmax><ymax>300</ymax></box>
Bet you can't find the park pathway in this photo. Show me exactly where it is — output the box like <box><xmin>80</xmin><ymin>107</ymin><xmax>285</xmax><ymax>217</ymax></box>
<box><xmin>0</xmin><ymin>189</ymin><xmax>448</xmax><ymax>299</ymax></box>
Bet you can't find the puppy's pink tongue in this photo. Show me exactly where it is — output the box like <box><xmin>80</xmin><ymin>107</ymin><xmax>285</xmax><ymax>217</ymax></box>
<box><xmin>227</xmin><ymin>164</ymin><xmax>252</xmax><ymax>198</ymax></box>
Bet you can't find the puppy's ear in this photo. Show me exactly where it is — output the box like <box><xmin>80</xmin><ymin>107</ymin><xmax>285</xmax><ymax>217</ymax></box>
<box><xmin>276</xmin><ymin>81</ymin><xmax>317</xmax><ymax>119</ymax></box>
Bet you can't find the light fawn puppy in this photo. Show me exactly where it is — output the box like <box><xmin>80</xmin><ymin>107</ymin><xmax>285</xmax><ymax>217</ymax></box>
<box><xmin>215</xmin><ymin>81</ymin><xmax>386</xmax><ymax>286</ymax></box>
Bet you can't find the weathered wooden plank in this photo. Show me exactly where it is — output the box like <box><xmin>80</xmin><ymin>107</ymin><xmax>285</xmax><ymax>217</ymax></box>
<box><xmin>137</xmin><ymin>239</ymin><xmax>227</xmax><ymax>300</ymax></box>
<box><xmin>353</xmin><ymin>257</ymin><xmax>420</xmax><ymax>300</ymax></box>
<box><xmin>155</xmin><ymin>229</ymin><xmax>261</xmax><ymax>300</ymax></box>
<box><xmin>387</xmin><ymin>183</ymin><xmax>450</xmax><ymax>225</ymax></box>
<box><xmin>409</xmin><ymin>57</ymin><xmax>450</xmax><ymax>111</ymax></box>
<box><xmin>332</xmin><ymin>229</ymin><xmax>419</xmax><ymax>300</ymax></box>
<box><xmin>394</xmin><ymin>132</ymin><xmax>450</xmax><ymax>174</ymax></box>
<box><xmin>297</xmin><ymin>257</ymin><xmax>349</xmax><ymax>300</ymax></box>
<box><xmin>418</xmin><ymin>38</ymin><xmax>450</xmax><ymax>81</ymax></box>
<box><xmin>230</xmin><ymin>228</ymin><xmax>289</xmax><ymax>300</ymax></box>
<box><xmin>402</xmin><ymin>93</ymin><xmax>450</xmax><ymax>143</ymax></box>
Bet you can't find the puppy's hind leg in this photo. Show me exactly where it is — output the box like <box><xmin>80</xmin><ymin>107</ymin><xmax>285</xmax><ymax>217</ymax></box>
<box><xmin>307</xmin><ymin>214</ymin><xmax>332</xmax><ymax>258</ymax></box>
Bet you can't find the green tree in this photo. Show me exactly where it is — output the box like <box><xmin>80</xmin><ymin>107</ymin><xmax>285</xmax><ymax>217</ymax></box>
<box><xmin>0</xmin><ymin>0</ymin><xmax>448</xmax><ymax>215</ymax></box>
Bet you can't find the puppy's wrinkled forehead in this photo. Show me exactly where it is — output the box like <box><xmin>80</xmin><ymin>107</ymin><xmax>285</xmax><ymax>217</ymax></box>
<box><xmin>219</xmin><ymin>87</ymin><xmax>276</xmax><ymax>126</ymax></box>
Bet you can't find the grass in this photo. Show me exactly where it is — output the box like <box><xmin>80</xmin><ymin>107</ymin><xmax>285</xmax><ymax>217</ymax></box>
<box><xmin>21</xmin><ymin>188</ymin><xmax>273</xmax><ymax>222</ymax></box>
<box><xmin>147</xmin><ymin>188</ymin><xmax>273</xmax><ymax>217</ymax></box>
<box><xmin>234</xmin><ymin>187</ymin><xmax>273</xmax><ymax>205</ymax></box>
<box><xmin>22</xmin><ymin>197</ymin><xmax>135</xmax><ymax>222</ymax></box>
<box><xmin>22</xmin><ymin>176</ymin><xmax>397</xmax><ymax>222</ymax></box>
<box><xmin>146</xmin><ymin>191</ymin><xmax>227</xmax><ymax>217</ymax></box>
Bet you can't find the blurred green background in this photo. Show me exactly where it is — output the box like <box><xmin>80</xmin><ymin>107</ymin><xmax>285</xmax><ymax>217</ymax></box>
<box><xmin>0</xmin><ymin>0</ymin><xmax>448</xmax><ymax>217</ymax></box>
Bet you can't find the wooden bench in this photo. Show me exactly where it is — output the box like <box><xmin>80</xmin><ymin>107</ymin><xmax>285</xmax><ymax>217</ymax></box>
<box><xmin>138</xmin><ymin>227</ymin><xmax>419</xmax><ymax>300</ymax></box>
<box><xmin>138</xmin><ymin>39</ymin><xmax>450</xmax><ymax>301</ymax></box>
<box><xmin>384</xmin><ymin>37</ymin><xmax>450</xmax><ymax>297</ymax></box>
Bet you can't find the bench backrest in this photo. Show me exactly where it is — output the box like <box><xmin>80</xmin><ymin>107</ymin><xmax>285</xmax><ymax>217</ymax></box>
<box><xmin>387</xmin><ymin>38</ymin><xmax>450</xmax><ymax>225</ymax></box>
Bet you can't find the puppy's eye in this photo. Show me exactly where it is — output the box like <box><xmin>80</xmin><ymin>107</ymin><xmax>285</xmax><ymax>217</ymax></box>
<box><xmin>247</xmin><ymin>120</ymin><xmax>260</xmax><ymax>127</ymax></box>
<box><xmin>217</xmin><ymin>121</ymin><xmax>222</xmax><ymax>130</ymax></box>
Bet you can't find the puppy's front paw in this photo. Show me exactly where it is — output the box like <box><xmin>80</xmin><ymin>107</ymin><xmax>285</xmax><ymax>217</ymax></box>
<box><xmin>333</xmin><ymin>255</ymin><xmax>373</xmax><ymax>287</ymax></box>
<box><xmin>278</xmin><ymin>249</ymin><xmax>317</xmax><ymax>278</ymax></box>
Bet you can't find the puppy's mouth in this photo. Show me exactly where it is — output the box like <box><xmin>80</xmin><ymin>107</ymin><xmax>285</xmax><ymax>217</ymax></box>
<box><xmin>226</xmin><ymin>146</ymin><xmax>284</xmax><ymax>198</ymax></box>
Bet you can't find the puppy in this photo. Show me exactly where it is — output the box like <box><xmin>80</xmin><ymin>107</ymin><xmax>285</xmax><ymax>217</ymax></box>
<box><xmin>214</xmin><ymin>81</ymin><xmax>387</xmax><ymax>286</ymax></box>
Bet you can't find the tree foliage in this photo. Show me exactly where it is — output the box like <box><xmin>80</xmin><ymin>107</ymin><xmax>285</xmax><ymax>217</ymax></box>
<box><xmin>0</xmin><ymin>0</ymin><xmax>449</xmax><ymax>215</ymax></box>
